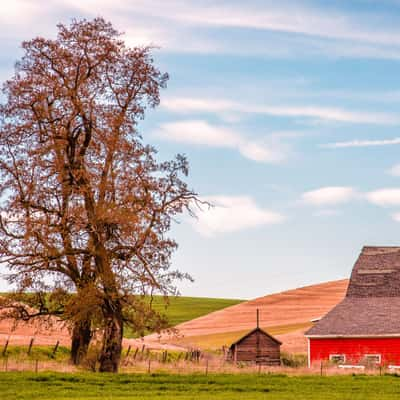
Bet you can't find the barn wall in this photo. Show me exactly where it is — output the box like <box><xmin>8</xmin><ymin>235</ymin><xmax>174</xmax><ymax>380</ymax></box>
<box><xmin>310</xmin><ymin>338</ymin><xmax>400</xmax><ymax>366</ymax></box>
<box><xmin>235</xmin><ymin>331</ymin><xmax>280</xmax><ymax>365</ymax></box>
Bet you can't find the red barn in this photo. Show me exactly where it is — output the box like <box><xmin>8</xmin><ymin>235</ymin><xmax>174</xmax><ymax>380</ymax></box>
<box><xmin>305</xmin><ymin>246</ymin><xmax>400</xmax><ymax>367</ymax></box>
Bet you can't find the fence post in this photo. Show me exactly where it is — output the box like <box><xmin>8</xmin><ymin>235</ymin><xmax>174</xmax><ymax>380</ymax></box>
<box><xmin>52</xmin><ymin>341</ymin><xmax>59</xmax><ymax>358</ymax></box>
<box><xmin>147</xmin><ymin>359</ymin><xmax>151</xmax><ymax>374</ymax></box>
<box><xmin>4</xmin><ymin>356</ymin><xmax>8</xmax><ymax>372</ymax></box>
<box><xmin>27</xmin><ymin>337</ymin><xmax>34</xmax><ymax>355</ymax></box>
<box><xmin>35</xmin><ymin>359</ymin><xmax>39</xmax><ymax>373</ymax></box>
<box><xmin>205</xmin><ymin>359</ymin><xmax>208</xmax><ymax>376</ymax></box>
<box><xmin>2</xmin><ymin>338</ymin><xmax>9</xmax><ymax>357</ymax></box>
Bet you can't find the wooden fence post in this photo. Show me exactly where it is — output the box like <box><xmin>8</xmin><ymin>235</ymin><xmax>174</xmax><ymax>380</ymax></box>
<box><xmin>205</xmin><ymin>359</ymin><xmax>209</xmax><ymax>376</ymax></box>
<box><xmin>2</xmin><ymin>338</ymin><xmax>9</xmax><ymax>357</ymax></box>
<box><xmin>27</xmin><ymin>338</ymin><xmax>34</xmax><ymax>356</ymax></box>
<box><xmin>147</xmin><ymin>359</ymin><xmax>151</xmax><ymax>374</ymax></box>
<box><xmin>52</xmin><ymin>341</ymin><xmax>59</xmax><ymax>358</ymax></box>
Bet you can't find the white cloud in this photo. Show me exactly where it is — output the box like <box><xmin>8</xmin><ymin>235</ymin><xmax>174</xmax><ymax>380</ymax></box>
<box><xmin>387</xmin><ymin>164</ymin><xmax>400</xmax><ymax>176</ymax></box>
<box><xmin>191</xmin><ymin>195</ymin><xmax>285</xmax><ymax>237</ymax></box>
<box><xmin>162</xmin><ymin>97</ymin><xmax>399</xmax><ymax>125</ymax></box>
<box><xmin>392</xmin><ymin>212</ymin><xmax>400</xmax><ymax>222</ymax></box>
<box><xmin>366</xmin><ymin>189</ymin><xmax>400</xmax><ymax>207</ymax></box>
<box><xmin>313</xmin><ymin>209</ymin><xmax>342</xmax><ymax>217</ymax></box>
<box><xmin>0</xmin><ymin>1</ymin><xmax>38</xmax><ymax>23</ymax></box>
<box><xmin>302</xmin><ymin>186</ymin><xmax>356</xmax><ymax>206</ymax></box>
<box><xmin>322</xmin><ymin>138</ymin><xmax>400</xmax><ymax>148</ymax></box>
<box><xmin>4</xmin><ymin>1</ymin><xmax>400</xmax><ymax>59</ymax></box>
<box><xmin>154</xmin><ymin>120</ymin><xmax>288</xmax><ymax>163</ymax></box>
<box><xmin>64</xmin><ymin>0</ymin><xmax>400</xmax><ymax>47</ymax></box>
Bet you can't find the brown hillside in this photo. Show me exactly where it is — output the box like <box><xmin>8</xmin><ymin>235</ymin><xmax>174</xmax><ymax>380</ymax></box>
<box><xmin>174</xmin><ymin>279</ymin><xmax>349</xmax><ymax>337</ymax></box>
<box><xmin>154</xmin><ymin>279</ymin><xmax>349</xmax><ymax>353</ymax></box>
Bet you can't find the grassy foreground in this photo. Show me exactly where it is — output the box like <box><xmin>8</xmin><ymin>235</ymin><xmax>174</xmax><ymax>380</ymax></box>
<box><xmin>1</xmin><ymin>372</ymin><xmax>400</xmax><ymax>399</ymax></box>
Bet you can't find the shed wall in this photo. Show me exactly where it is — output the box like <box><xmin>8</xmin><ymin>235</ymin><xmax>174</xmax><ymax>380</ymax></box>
<box><xmin>234</xmin><ymin>331</ymin><xmax>280</xmax><ymax>365</ymax></box>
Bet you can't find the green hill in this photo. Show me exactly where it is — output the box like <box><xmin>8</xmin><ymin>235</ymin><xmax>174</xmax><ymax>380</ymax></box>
<box><xmin>125</xmin><ymin>296</ymin><xmax>244</xmax><ymax>338</ymax></box>
<box><xmin>1</xmin><ymin>292</ymin><xmax>243</xmax><ymax>339</ymax></box>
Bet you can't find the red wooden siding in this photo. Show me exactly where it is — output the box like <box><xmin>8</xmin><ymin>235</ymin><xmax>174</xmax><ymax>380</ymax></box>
<box><xmin>309</xmin><ymin>337</ymin><xmax>400</xmax><ymax>366</ymax></box>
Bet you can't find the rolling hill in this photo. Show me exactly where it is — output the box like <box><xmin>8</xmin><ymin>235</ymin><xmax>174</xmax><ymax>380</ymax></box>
<box><xmin>1</xmin><ymin>280</ymin><xmax>349</xmax><ymax>354</ymax></box>
<box><xmin>151</xmin><ymin>279</ymin><xmax>349</xmax><ymax>353</ymax></box>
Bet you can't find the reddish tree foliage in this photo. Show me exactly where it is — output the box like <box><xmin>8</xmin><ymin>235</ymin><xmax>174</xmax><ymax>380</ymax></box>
<box><xmin>0</xmin><ymin>18</ymin><xmax>198</xmax><ymax>372</ymax></box>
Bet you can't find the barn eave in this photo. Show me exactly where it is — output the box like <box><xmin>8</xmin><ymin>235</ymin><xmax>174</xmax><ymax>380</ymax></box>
<box><xmin>305</xmin><ymin>334</ymin><xmax>400</xmax><ymax>339</ymax></box>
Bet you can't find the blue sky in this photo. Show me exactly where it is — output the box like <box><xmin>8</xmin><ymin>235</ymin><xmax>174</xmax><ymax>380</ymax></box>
<box><xmin>2</xmin><ymin>1</ymin><xmax>400</xmax><ymax>299</ymax></box>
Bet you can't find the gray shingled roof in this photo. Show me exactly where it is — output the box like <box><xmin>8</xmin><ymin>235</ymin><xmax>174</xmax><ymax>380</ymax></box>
<box><xmin>305</xmin><ymin>297</ymin><xmax>400</xmax><ymax>336</ymax></box>
<box><xmin>305</xmin><ymin>246</ymin><xmax>400</xmax><ymax>337</ymax></box>
<box><xmin>346</xmin><ymin>246</ymin><xmax>400</xmax><ymax>297</ymax></box>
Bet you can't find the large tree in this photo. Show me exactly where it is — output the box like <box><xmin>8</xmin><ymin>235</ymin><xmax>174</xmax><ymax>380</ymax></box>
<box><xmin>0</xmin><ymin>18</ymin><xmax>197</xmax><ymax>372</ymax></box>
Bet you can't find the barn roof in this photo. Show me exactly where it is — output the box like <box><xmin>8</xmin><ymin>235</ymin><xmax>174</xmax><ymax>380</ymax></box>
<box><xmin>229</xmin><ymin>327</ymin><xmax>282</xmax><ymax>348</ymax></box>
<box><xmin>305</xmin><ymin>297</ymin><xmax>400</xmax><ymax>337</ymax></box>
<box><xmin>305</xmin><ymin>246</ymin><xmax>400</xmax><ymax>337</ymax></box>
<box><xmin>346</xmin><ymin>246</ymin><xmax>400</xmax><ymax>297</ymax></box>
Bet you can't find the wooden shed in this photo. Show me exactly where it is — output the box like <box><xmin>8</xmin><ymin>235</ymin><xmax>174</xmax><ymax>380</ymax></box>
<box><xmin>228</xmin><ymin>326</ymin><xmax>282</xmax><ymax>365</ymax></box>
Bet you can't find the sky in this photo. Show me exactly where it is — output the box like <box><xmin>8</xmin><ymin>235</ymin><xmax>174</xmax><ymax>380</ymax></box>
<box><xmin>1</xmin><ymin>1</ymin><xmax>400</xmax><ymax>299</ymax></box>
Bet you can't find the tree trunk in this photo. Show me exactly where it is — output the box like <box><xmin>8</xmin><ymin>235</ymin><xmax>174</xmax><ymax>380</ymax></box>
<box><xmin>98</xmin><ymin>303</ymin><xmax>123</xmax><ymax>372</ymax></box>
<box><xmin>70</xmin><ymin>319</ymin><xmax>92</xmax><ymax>365</ymax></box>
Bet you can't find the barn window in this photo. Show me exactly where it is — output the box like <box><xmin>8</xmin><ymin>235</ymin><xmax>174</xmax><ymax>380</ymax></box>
<box><xmin>329</xmin><ymin>354</ymin><xmax>345</xmax><ymax>364</ymax></box>
<box><xmin>363</xmin><ymin>354</ymin><xmax>381</xmax><ymax>364</ymax></box>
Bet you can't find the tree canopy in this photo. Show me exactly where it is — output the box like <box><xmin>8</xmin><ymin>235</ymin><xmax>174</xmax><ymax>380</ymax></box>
<box><xmin>0</xmin><ymin>18</ymin><xmax>198</xmax><ymax>372</ymax></box>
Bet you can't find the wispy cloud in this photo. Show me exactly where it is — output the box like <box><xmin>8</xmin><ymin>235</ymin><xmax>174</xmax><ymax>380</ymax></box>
<box><xmin>70</xmin><ymin>0</ymin><xmax>400</xmax><ymax>47</ymax></box>
<box><xmin>392</xmin><ymin>212</ymin><xmax>400</xmax><ymax>222</ymax></box>
<box><xmin>302</xmin><ymin>186</ymin><xmax>356</xmax><ymax>206</ymax></box>
<box><xmin>3</xmin><ymin>1</ymin><xmax>400</xmax><ymax>59</ymax></box>
<box><xmin>322</xmin><ymin>138</ymin><xmax>400</xmax><ymax>149</ymax></box>
<box><xmin>162</xmin><ymin>97</ymin><xmax>400</xmax><ymax>125</ymax></box>
<box><xmin>191</xmin><ymin>195</ymin><xmax>285</xmax><ymax>237</ymax></box>
<box><xmin>366</xmin><ymin>188</ymin><xmax>400</xmax><ymax>207</ymax></box>
<box><xmin>154</xmin><ymin>120</ymin><xmax>289</xmax><ymax>163</ymax></box>
<box><xmin>387</xmin><ymin>164</ymin><xmax>400</xmax><ymax>176</ymax></box>
<box><xmin>312</xmin><ymin>209</ymin><xmax>342</xmax><ymax>217</ymax></box>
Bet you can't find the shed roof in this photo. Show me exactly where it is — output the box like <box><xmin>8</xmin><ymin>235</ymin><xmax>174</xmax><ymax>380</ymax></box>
<box><xmin>305</xmin><ymin>246</ymin><xmax>400</xmax><ymax>337</ymax></box>
<box><xmin>230</xmin><ymin>327</ymin><xmax>282</xmax><ymax>348</ymax></box>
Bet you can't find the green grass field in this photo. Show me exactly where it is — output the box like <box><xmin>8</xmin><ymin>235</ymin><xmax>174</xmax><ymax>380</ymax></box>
<box><xmin>124</xmin><ymin>296</ymin><xmax>243</xmax><ymax>338</ymax></box>
<box><xmin>1</xmin><ymin>372</ymin><xmax>400</xmax><ymax>399</ymax></box>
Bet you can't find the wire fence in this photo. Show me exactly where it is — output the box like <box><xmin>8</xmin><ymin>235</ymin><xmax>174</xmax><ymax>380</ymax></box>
<box><xmin>0</xmin><ymin>337</ymin><xmax>398</xmax><ymax>376</ymax></box>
